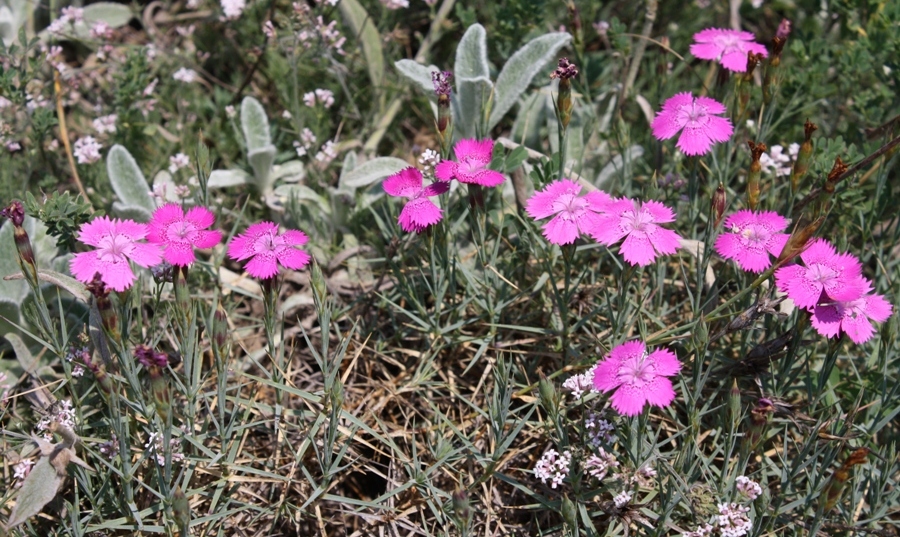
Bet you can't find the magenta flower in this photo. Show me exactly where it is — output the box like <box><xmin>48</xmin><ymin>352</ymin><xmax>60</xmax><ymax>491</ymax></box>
<box><xmin>690</xmin><ymin>28</ymin><xmax>768</xmax><ymax>72</ymax></box>
<box><xmin>714</xmin><ymin>210</ymin><xmax>790</xmax><ymax>273</ymax></box>
<box><xmin>70</xmin><ymin>217</ymin><xmax>163</xmax><ymax>292</ymax></box>
<box><xmin>434</xmin><ymin>138</ymin><xmax>505</xmax><ymax>187</ymax></box>
<box><xmin>811</xmin><ymin>284</ymin><xmax>893</xmax><ymax>344</ymax></box>
<box><xmin>383</xmin><ymin>167</ymin><xmax>450</xmax><ymax>233</ymax></box>
<box><xmin>147</xmin><ymin>203</ymin><xmax>222</xmax><ymax>266</ymax></box>
<box><xmin>227</xmin><ymin>222</ymin><xmax>311</xmax><ymax>279</ymax></box>
<box><xmin>525</xmin><ymin>179</ymin><xmax>612</xmax><ymax>245</ymax></box>
<box><xmin>592</xmin><ymin>341</ymin><xmax>681</xmax><ymax>416</ymax></box>
<box><xmin>774</xmin><ymin>239</ymin><xmax>867</xmax><ymax>310</ymax></box>
<box><xmin>590</xmin><ymin>198</ymin><xmax>682</xmax><ymax>266</ymax></box>
<box><xmin>651</xmin><ymin>93</ymin><xmax>734</xmax><ymax>156</ymax></box>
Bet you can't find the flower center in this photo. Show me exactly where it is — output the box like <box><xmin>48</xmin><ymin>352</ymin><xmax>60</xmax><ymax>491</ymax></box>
<box><xmin>737</xmin><ymin>224</ymin><xmax>770</xmax><ymax>246</ymax></box>
<box><xmin>254</xmin><ymin>232</ymin><xmax>280</xmax><ymax>253</ymax></box>
<box><xmin>623</xmin><ymin>206</ymin><xmax>652</xmax><ymax>232</ymax></box>
<box><xmin>715</xmin><ymin>35</ymin><xmax>743</xmax><ymax>55</ymax></box>
<box><xmin>676</xmin><ymin>102</ymin><xmax>709</xmax><ymax>128</ymax></box>
<box><xmin>169</xmin><ymin>221</ymin><xmax>197</xmax><ymax>241</ymax></box>
<box><xmin>617</xmin><ymin>353</ymin><xmax>655</xmax><ymax>386</ymax></box>
<box><xmin>806</xmin><ymin>263</ymin><xmax>838</xmax><ymax>284</ymax></box>
<box><xmin>97</xmin><ymin>234</ymin><xmax>131</xmax><ymax>263</ymax></box>
<box><xmin>460</xmin><ymin>157</ymin><xmax>484</xmax><ymax>175</ymax></box>
<box><xmin>553</xmin><ymin>193</ymin><xmax>587</xmax><ymax>220</ymax></box>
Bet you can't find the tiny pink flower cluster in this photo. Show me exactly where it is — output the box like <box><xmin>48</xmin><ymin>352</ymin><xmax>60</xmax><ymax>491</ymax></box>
<box><xmin>383</xmin><ymin>138</ymin><xmax>504</xmax><ymax>234</ymax></box>
<box><xmin>533</xmin><ymin>448</ymin><xmax>572</xmax><ymax>489</ymax></box>
<box><xmin>775</xmin><ymin>239</ymin><xmax>892</xmax><ymax>344</ymax></box>
<box><xmin>70</xmin><ymin>204</ymin><xmax>311</xmax><ymax>291</ymax></box>
<box><xmin>527</xmin><ymin>180</ymin><xmax>683</xmax><ymax>266</ymax></box>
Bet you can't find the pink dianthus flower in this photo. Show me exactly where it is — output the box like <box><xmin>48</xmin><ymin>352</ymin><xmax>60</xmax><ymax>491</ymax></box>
<box><xmin>774</xmin><ymin>239</ymin><xmax>866</xmax><ymax>310</ymax></box>
<box><xmin>714</xmin><ymin>210</ymin><xmax>790</xmax><ymax>272</ymax></box>
<box><xmin>651</xmin><ymin>92</ymin><xmax>734</xmax><ymax>156</ymax></box>
<box><xmin>434</xmin><ymin>138</ymin><xmax>505</xmax><ymax>187</ymax></box>
<box><xmin>592</xmin><ymin>341</ymin><xmax>681</xmax><ymax>416</ymax></box>
<box><xmin>810</xmin><ymin>283</ymin><xmax>892</xmax><ymax>344</ymax></box>
<box><xmin>227</xmin><ymin>222</ymin><xmax>311</xmax><ymax>279</ymax></box>
<box><xmin>70</xmin><ymin>217</ymin><xmax>163</xmax><ymax>292</ymax></box>
<box><xmin>526</xmin><ymin>179</ymin><xmax>611</xmax><ymax>245</ymax></box>
<box><xmin>148</xmin><ymin>204</ymin><xmax>222</xmax><ymax>266</ymax></box>
<box><xmin>383</xmin><ymin>167</ymin><xmax>450</xmax><ymax>233</ymax></box>
<box><xmin>690</xmin><ymin>28</ymin><xmax>768</xmax><ymax>72</ymax></box>
<box><xmin>590</xmin><ymin>198</ymin><xmax>682</xmax><ymax>266</ymax></box>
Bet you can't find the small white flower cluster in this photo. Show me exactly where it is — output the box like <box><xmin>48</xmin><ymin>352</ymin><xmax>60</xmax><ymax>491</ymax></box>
<box><xmin>73</xmin><ymin>137</ymin><xmax>102</xmax><ymax>164</ymax></box>
<box><xmin>98</xmin><ymin>433</ymin><xmax>119</xmax><ymax>459</ymax></box>
<box><xmin>13</xmin><ymin>459</ymin><xmax>33</xmax><ymax>484</ymax></box>
<box><xmin>716</xmin><ymin>503</ymin><xmax>752</xmax><ymax>537</ymax></box>
<box><xmin>44</xmin><ymin>45</ymin><xmax>67</xmax><ymax>73</ymax></box>
<box><xmin>583</xmin><ymin>448</ymin><xmax>618</xmax><ymax>480</ymax></box>
<box><xmin>682</xmin><ymin>524</ymin><xmax>714</xmax><ymax>537</ymax></box>
<box><xmin>534</xmin><ymin>449</ymin><xmax>572</xmax><ymax>489</ymax></box>
<box><xmin>37</xmin><ymin>400</ymin><xmax>77</xmax><ymax>440</ymax></box>
<box><xmin>293</xmin><ymin>128</ymin><xmax>318</xmax><ymax>157</ymax></box>
<box><xmin>263</xmin><ymin>21</ymin><xmax>276</xmax><ymax>38</ymax></box>
<box><xmin>735</xmin><ymin>476</ymin><xmax>762</xmax><ymax>501</ymax></box>
<box><xmin>562</xmin><ymin>369</ymin><xmax>596</xmax><ymax>400</ymax></box>
<box><xmin>169</xmin><ymin>153</ymin><xmax>191</xmax><ymax>174</ymax></box>
<box><xmin>303</xmin><ymin>89</ymin><xmax>335</xmax><ymax>108</ymax></box>
<box><xmin>613</xmin><ymin>491</ymin><xmax>632</xmax><ymax>508</ymax></box>
<box><xmin>315</xmin><ymin>140</ymin><xmax>338</xmax><ymax>164</ymax></box>
<box><xmin>145</xmin><ymin>432</ymin><xmax>185</xmax><ymax>466</ymax></box>
<box><xmin>173</xmin><ymin>68</ymin><xmax>199</xmax><ymax>84</ymax></box>
<box><xmin>46</xmin><ymin>6</ymin><xmax>83</xmax><ymax>34</ymax></box>
<box><xmin>297</xmin><ymin>16</ymin><xmax>346</xmax><ymax>55</ymax></box>
<box><xmin>221</xmin><ymin>0</ymin><xmax>246</xmax><ymax>20</ymax></box>
<box><xmin>418</xmin><ymin>148</ymin><xmax>441</xmax><ymax>173</ymax></box>
<box><xmin>759</xmin><ymin>143</ymin><xmax>799</xmax><ymax>178</ymax></box>
<box><xmin>380</xmin><ymin>0</ymin><xmax>409</xmax><ymax>9</ymax></box>
<box><xmin>585</xmin><ymin>413</ymin><xmax>616</xmax><ymax>445</ymax></box>
<box><xmin>93</xmin><ymin>114</ymin><xmax>118</xmax><ymax>135</ymax></box>
<box><xmin>90</xmin><ymin>21</ymin><xmax>113</xmax><ymax>39</ymax></box>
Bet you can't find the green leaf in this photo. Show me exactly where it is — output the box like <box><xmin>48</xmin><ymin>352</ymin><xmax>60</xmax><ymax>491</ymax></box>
<box><xmin>240</xmin><ymin>97</ymin><xmax>271</xmax><ymax>151</ymax></box>
<box><xmin>0</xmin><ymin>221</ymin><xmax>28</xmax><ymax>306</ymax></box>
<box><xmin>394</xmin><ymin>60</ymin><xmax>441</xmax><ymax>93</ymax></box>
<box><xmin>69</xmin><ymin>2</ymin><xmax>133</xmax><ymax>39</ymax></box>
<box><xmin>207</xmin><ymin>169</ymin><xmax>251</xmax><ymax>189</ymax></box>
<box><xmin>339</xmin><ymin>157</ymin><xmax>409</xmax><ymax>189</ymax></box>
<box><xmin>110</xmin><ymin>202</ymin><xmax>152</xmax><ymax>223</ymax></box>
<box><xmin>248</xmin><ymin>145</ymin><xmax>277</xmax><ymax>194</ymax></box>
<box><xmin>3</xmin><ymin>332</ymin><xmax>37</xmax><ymax>373</ymax></box>
<box><xmin>106</xmin><ymin>145</ymin><xmax>155</xmax><ymax>217</ymax></box>
<box><xmin>273</xmin><ymin>185</ymin><xmax>332</xmax><ymax>214</ymax></box>
<box><xmin>339</xmin><ymin>0</ymin><xmax>384</xmax><ymax>93</ymax></box>
<box><xmin>489</xmin><ymin>32</ymin><xmax>572</xmax><ymax>129</ymax></box>
<box><xmin>454</xmin><ymin>24</ymin><xmax>492</xmax><ymax>138</ymax></box>
<box><xmin>271</xmin><ymin>160</ymin><xmax>306</xmax><ymax>183</ymax></box>
<box><xmin>7</xmin><ymin>456</ymin><xmax>63</xmax><ymax>528</ymax></box>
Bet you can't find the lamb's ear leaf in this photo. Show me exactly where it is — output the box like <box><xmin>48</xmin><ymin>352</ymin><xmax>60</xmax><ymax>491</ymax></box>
<box><xmin>489</xmin><ymin>32</ymin><xmax>572</xmax><ymax>129</ymax></box>
<box><xmin>107</xmin><ymin>145</ymin><xmax>155</xmax><ymax>216</ymax></box>
<box><xmin>7</xmin><ymin>456</ymin><xmax>64</xmax><ymax>528</ymax></box>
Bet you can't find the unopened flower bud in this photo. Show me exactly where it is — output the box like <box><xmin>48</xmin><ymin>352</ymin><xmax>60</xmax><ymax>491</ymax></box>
<box><xmin>561</xmin><ymin>495</ymin><xmax>578</xmax><ymax>530</ymax></box>
<box><xmin>551</xmin><ymin>58</ymin><xmax>578</xmax><ymax>130</ymax></box>
<box><xmin>763</xmin><ymin>23</ymin><xmax>791</xmax><ymax>104</ymax></box>
<box><xmin>747</xmin><ymin>141</ymin><xmax>766</xmax><ymax>210</ymax></box>
<box><xmin>822</xmin><ymin>448</ymin><xmax>869</xmax><ymax>512</ymax></box>
<box><xmin>728</xmin><ymin>379</ymin><xmax>742</xmax><ymax>429</ymax></box>
<box><xmin>174</xmin><ymin>265</ymin><xmax>191</xmax><ymax>316</ymax></box>
<box><xmin>212</xmin><ymin>304</ymin><xmax>230</xmax><ymax>361</ymax></box>
<box><xmin>817</xmin><ymin>156</ymin><xmax>849</xmax><ymax>217</ymax></box>
<box><xmin>171</xmin><ymin>486</ymin><xmax>191</xmax><ymax>534</ymax></box>
<box><xmin>86</xmin><ymin>274</ymin><xmax>119</xmax><ymax>343</ymax></box>
<box><xmin>745</xmin><ymin>397</ymin><xmax>774</xmax><ymax>451</ymax></box>
<box><xmin>451</xmin><ymin>488</ymin><xmax>472</xmax><ymax>529</ymax></box>
<box><xmin>775</xmin><ymin>215</ymin><xmax>824</xmax><ymax>265</ymax></box>
<box><xmin>149</xmin><ymin>365</ymin><xmax>171</xmax><ymax>422</ymax></box>
<box><xmin>2</xmin><ymin>200</ymin><xmax>38</xmax><ymax>289</ymax></box>
<box><xmin>712</xmin><ymin>182</ymin><xmax>726</xmax><ymax>228</ymax></box>
<box><xmin>310</xmin><ymin>258</ymin><xmax>328</xmax><ymax>312</ymax></box>
<box><xmin>790</xmin><ymin>120</ymin><xmax>817</xmax><ymax>192</ymax></box>
<box><xmin>538</xmin><ymin>374</ymin><xmax>560</xmax><ymax>422</ymax></box>
<box><xmin>432</xmin><ymin>71</ymin><xmax>453</xmax><ymax>156</ymax></box>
